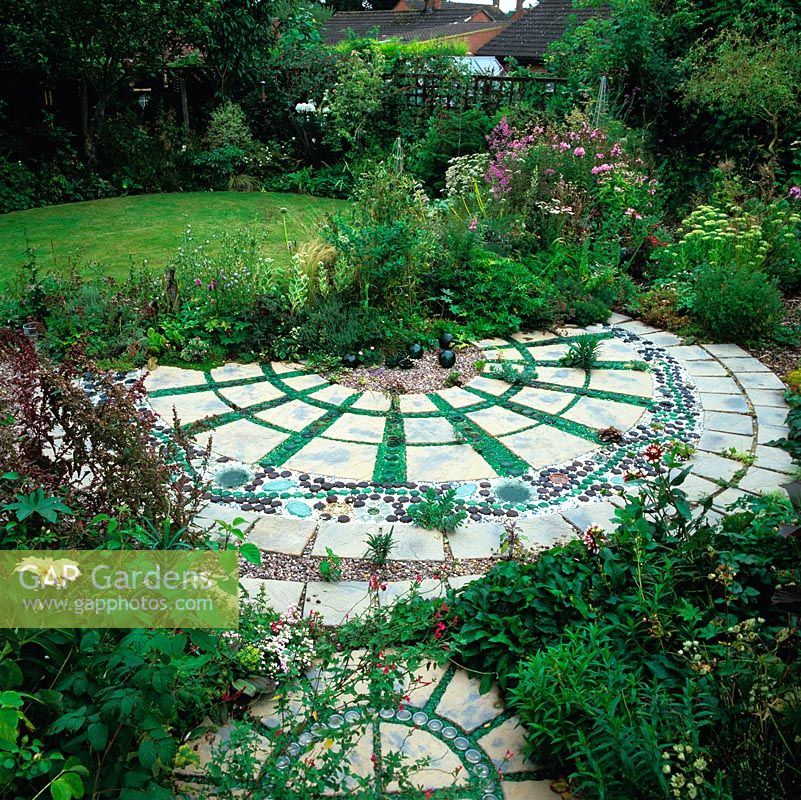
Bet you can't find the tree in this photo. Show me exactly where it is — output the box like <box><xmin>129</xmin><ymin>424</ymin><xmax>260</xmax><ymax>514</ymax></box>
<box><xmin>2</xmin><ymin>0</ymin><xmax>200</xmax><ymax>161</ymax></box>
<box><xmin>682</xmin><ymin>29</ymin><xmax>801</xmax><ymax>178</ymax></box>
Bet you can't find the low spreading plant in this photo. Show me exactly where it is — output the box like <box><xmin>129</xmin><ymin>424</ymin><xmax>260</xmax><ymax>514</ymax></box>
<box><xmin>560</xmin><ymin>333</ymin><xmax>603</xmax><ymax>370</ymax></box>
<box><xmin>408</xmin><ymin>487</ymin><xmax>466</xmax><ymax>534</ymax></box>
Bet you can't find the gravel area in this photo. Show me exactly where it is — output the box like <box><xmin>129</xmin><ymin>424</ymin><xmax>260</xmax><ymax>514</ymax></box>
<box><xmin>330</xmin><ymin>346</ymin><xmax>484</xmax><ymax>395</ymax></box>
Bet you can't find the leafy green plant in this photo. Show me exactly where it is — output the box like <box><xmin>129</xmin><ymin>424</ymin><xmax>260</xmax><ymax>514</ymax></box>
<box><xmin>692</xmin><ymin>263</ymin><xmax>783</xmax><ymax>343</ymax></box>
<box><xmin>560</xmin><ymin>333</ymin><xmax>602</xmax><ymax>370</ymax></box>
<box><xmin>488</xmin><ymin>360</ymin><xmax>539</xmax><ymax>386</ymax></box>
<box><xmin>364</xmin><ymin>528</ymin><xmax>395</xmax><ymax>568</ymax></box>
<box><xmin>443</xmin><ymin>370</ymin><xmax>462</xmax><ymax>388</ymax></box>
<box><xmin>408</xmin><ymin>488</ymin><xmax>466</xmax><ymax>534</ymax></box>
<box><xmin>319</xmin><ymin>547</ymin><xmax>342</xmax><ymax>582</ymax></box>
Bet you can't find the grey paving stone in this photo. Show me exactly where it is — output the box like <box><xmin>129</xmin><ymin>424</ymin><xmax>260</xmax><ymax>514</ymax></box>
<box><xmin>534</xmin><ymin>366</ymin><xmax>586</xmax><ymax>388</ymax></box>
<box><xmin>698</xmin><ymin>430</ymin><xmax>753</xmax><ymax>454</ymax></box>
<box><xmin>239</xmin><ymin>578</ymin><xmax>304</xmax><ymax>613</ymax></box>
<box><xmin>324</xmin><ymin>413</ymin><xmax>386</xmax><ymax>444</ymax></box>
<box><xmin>350</xmin><ymin>391</ymin><xmax>391</xmax><ymax>412</ymax></box>
<box><xmin>193</xmin><ymin>504</ymin><xmax>260</xmax><ymax>533</ymax></box>
<box><xmin>466</xmin><ymin>406</ymin><xmax>536</xmax><ymax>436</ymax></box>
<box><xmin>247</xmin><ymin>516</ymin><xmax>317</xmax><ymax>555</ymax></box>
<box><xmin>699</xmin><ymin>393</ymin><xmax>750</xmax><ymax>413</ymax></box>
<box><xmin>644</xmin><ymin>331</ymin><xmax>683</xmax><ymax>347</ymax></box>
<box><xmin>746</xmin><ymin>389</ymin><xmax>788</xmax><ymax>408</ymax></box>
<box><xmin>435</xmin><ymin>669</ymin><xmax>504</xmax><ymax>732</ymax></box>
<box><xmin>282</xmin><ymin>374</ymin><xmax>327</xmax><ymax>391</ymax></box>
<box><xmin>680</xmin><ymin>473</ymin><xmax>722</xmax><ymax>502</ymax></box>
<box><xmin>691</xmin><ymin>376</ymin><xmax>741</xmax><ymax>394</ymax></box>
<box><xmin>477</xmin><ymin>716</ymin><xmax>538</xmax><ymax>775</ymax></box>
<box><xmin>194</xmin><ymin>419</ymin><xmax>288</xmax><ymax>463</ymax></box>
<box><xmin>754</xmin><ymin>445</ymin><xmax>795</xmax><ymax>475</ymax></box>
<box><xmin>754</xmin><ymin>405</ymin><xmax>790</xmax><ymax>427</ymax></box>
<box><xmin>144</xmin><ymin>365</ymin><xmax>206</xmax><ymax>392</ymax></box>
<box><xmin>607</xmin><ymin>312</ymin><xmax>632</xmax><ymax>324</ymax></box>
<box><xmin>515</xmin><ymin>514</ymin><xmax>578</xmax><ymax>548</ymax></box>
<box><xmin>465</xmin><ymin>375</ymin><xmax>512</xmax><ymax>396</ymax></box>
<box><xmin>617</xmin><ymin>320</ymin><xmax>660</xmax><ymax>335</ymax></box>
<box><xmin>665</xmin><ymin>345</ymin><xmax>714</xmax><ymax>361</ymax></box>
<box><xmin>738</xmin><ymin>468</ymin><xmax>789</xmax><ymax>497</ymax></box>
<box><xmin>713</xmin><ymin>487</ymin><xmax>751</xmax><ymax>510</ymax></box>
<box><xmin>502</xmin><ymin>781</ymin><xmax>560</xmax><ymax>800</ymax></box>
<box><xmin>387</xmin><ymin>525</ymin><xmax>445</xmax><ymax>561</ymax></box>
<box><xmin>561</xmin><ymin>395</ymin><xmax>645</xmax><ymax>430</ymax></box>
<box><xmin>284</xmin><ymin>438</ymin><xmax>378</xmax><ymax>481</ymax></box>
<box><xmin>688</xmin><ymin>452</ymin><xmax>742</xmax><ymax>484</ymax></box>
<box><xmin>405</xmin><ymin>444</ymin><xmax>496</xmax><ymax>482</ymax></box>
<box><xmin>149</xmin><ymin>390</ymin><xmax>230</xmax><ymax>426</ymax></box>
<box><xmin>703</xmin><ymin>411</ymin><xmax>753</xmax><ymax>435</ymax></box>
<box><xmin>403</xmin><ymin>417</ymin><xmax>458</xmax><ymax>444</ymax></box>
<box><xmin>588</xmin><ymin>369</ymin><xmax>653</xmax><ymax>397</ymax></box>
<box><xmin>683</xmin><ymin>360</ymin><xmax>729</xmax><ymax>378</ymax></box>
<box><xmin>398</xmin><ymin>393</ymin><xmax>438</xmax><ymax>412</ymax></box>
<box><xmin>703</xmin><ymin>344</ymin><xmax>751</xmax><ymax>358</ymax></box>
<box><xmin>378</xmin><ymin>578</ymin><xmax>442</xmax><ymax>606</ymax></box>
<box><xmin>435</xmin><ymin>386</ymin><xmax>483</xmax><ymax>409</ymax></box>
<box><xmin>512</xmin><ymin>385</ymin><xmax>573</xmax><ymax>414</ymax></box>
<box><xmin>303</xmin><ymin>581</ymin><xmax>371</xmax><ymax>626</ymax></box>
<box><xmin>209</xmin><ymin>362</ymin><xmax>265</xmax><ymax>382</ymax></box>
<box><xmin>758</xmin><ymin>424</ymin><xmax>789</xmax><ymax>444</ymax></box>
<box><xmin>562</xmin><ymin>501</ymin><xmax>620</xmax><ymax>532</ymax></box>
<box><xmin>312</xmin><ymin>521</ymin><xmax>371</xmax><ymax>558</ymax></box>
<box><xmin>380</xmin><ymin>723</ymin><xmax>467</xmax><ymax>791</ymax></box>
<box><xmin>737</xmin><ymin>372</ymin><xmax>785</xmax><ymax>390</ymax></box>
<box><xmin>308</xmin><ymin>384</ymin><xmax>358</xmax><ymax>405</ymax></box>
<box><xmin>720</xmin><ymin>357</ymin><xmax>771</xmax><ymax>373</ymax></box>
<box><xmin>218</xmin><ymin>381</ymin><xmax>284</xmax><ymax>408</ymax></box>
<box><xmin>501</xmin><ymin>425</ymin><xmax>599</xmax><ymax>469</ymax></box>
<box><xmin>448</xmin><ymin>522</ymin><xmax>505</xmax><ymax>559</ymax></box>
<box><xmin>447</xmin><ymin>574</ymin><xmax>481</xmax><ymax>591</ymax></box>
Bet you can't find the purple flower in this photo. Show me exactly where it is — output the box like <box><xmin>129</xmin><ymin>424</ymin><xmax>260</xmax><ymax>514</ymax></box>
<box><xmin>195</xmin><ymin>278</ymin><xmax>203</xmax><ymax>287</ymax></box>
<box><xmin>573</xmin><ymin>146</ymin><xmax>586</xmax><ymax>157</ymax></box>
<box><xmin>788</xmin><ymin>185</ymin><xmax>801</xmax><ymax>200</ymax></box>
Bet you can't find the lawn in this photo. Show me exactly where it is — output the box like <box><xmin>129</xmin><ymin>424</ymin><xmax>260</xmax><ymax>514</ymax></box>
<box><xmin>0</xmin><ymin>191</ymin><xmax>345</xmax><ymax>282</ymax></box>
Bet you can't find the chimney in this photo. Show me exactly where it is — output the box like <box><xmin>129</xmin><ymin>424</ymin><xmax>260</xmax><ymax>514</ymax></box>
<box><xmin>423</xmin><ymin>0</ymin><xmax>442</xmax><ymax>12</ymax></box>
<box><xmin>512</xmin><ymin>0</ymin><xmax>525</xmax><ymax>19</ymax></box>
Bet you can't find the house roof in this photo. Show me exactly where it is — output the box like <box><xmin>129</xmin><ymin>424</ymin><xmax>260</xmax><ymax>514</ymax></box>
<box><xmin>322</xmin><ymin>3</ymin><xmax>505</xmax><ymax>45</ymax></box>
<box><xmin>397</xmin><ymin>1</ymin><xmax>504</xmax><ymax>20</ymax></box>
<box><xmin>477</xmin><ymin>0</ymin><xmax>607</xmax><ymax>63</ymax></box>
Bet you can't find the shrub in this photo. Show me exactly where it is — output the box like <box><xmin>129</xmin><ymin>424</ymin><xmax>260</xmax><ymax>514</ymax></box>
<box><xmin>206</xmin><ymin>102</ymin><xmax>254</xmax><ymax>150</ymax></box>
<box><xmin>0</xmin><ymin>156</ymin><xmax>36</xmax><ymax>213</ymax></box>
<box><xmin>692</xmin><ymin>263</ymin><xmax>783</xmax><ymax>343</ymax></box>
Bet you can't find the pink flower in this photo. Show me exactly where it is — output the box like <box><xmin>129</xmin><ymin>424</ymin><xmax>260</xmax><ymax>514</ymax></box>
<box><xmin>194</xmin><ymin>278</ymin><xmax>202</xmax><ymax>287</ymax></box>
<box><xmin>591</xmin><ymin>163</ymin><xmax>614</xmax><ymax>175</ymax></box>
<box><xmin>789</xmin><ymin>185</ymin><xmax>801</xmax><ymax>200</ymax></box>
<box><xmin>596</xmin><ymin>153</ymin><xmax>605</xmax><ymax>159</ymax></box>
<box><xmin>559</xmin><ymin>141</ymin><xmax>570</xmax><ymax>151</ymax></box>
<box><xmin>469</xmin><ymin>218</ymin><xmax>478</xmax><ymax>231</ymax></box>
<box><xmin>573</xmin><ymin>147</ymin><xmax>586</xmax><ymax>157</ymax></box>
<box><xmin>625</xmin><ymin>208</ymin><xmax>643</xmax><ymax>220</ymax></box>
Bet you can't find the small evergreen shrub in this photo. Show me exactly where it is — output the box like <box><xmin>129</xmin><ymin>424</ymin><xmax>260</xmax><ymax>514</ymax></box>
<box><xmin>692</xmin><ymin>264</ymin><xmax>783</xmax><ymax>343</ymax></box>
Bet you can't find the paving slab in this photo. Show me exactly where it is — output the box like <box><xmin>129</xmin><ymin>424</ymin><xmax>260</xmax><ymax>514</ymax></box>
<box><xmin>282</xmin><ymin>374</ymin><xmax>327</xmax><ymax>391</ymax></box>
<box><xmin>313</xmin><ymin>521</ymin><xmax>372</xmax><ymax>558</ymax></box>
<box><xmin>698</xmin><ymin>430</ymin><xmax>753</xmax><ymax>455</ymax></box>
<box><xmin>149</xmin><ymin>391</ymin><xmax>230</xmax><ymax>426</ymax></box>
<box><xmin>738</xmin><ymin>468</ymin><xmax>789</xmax><ymax>496</ymax></box>
<box><xmin>561</xmin><ymin>395</ymin><xmax>645</xmax><ymax>430</ymax></box>
<box><xmin>195</xmin><ymin>419</ymin><xmax>288</xmax><ymax>463</ymax></box>
<box><xmin>754</xmin><ymin>445</ymin><xmax>795</xmax><ymax>475</ymax></box>
<box><xmin>284</xmin><ymin>439</ymin><xmax>378</xmax><ymax>481</ymax></box>
<box><xmin>691</xmin><ymin>376</ymin><xmax>741</xmax><ymax>394</ymax></box>
<box><xmin>239</xmin><ymin>577</ymin><xmax>304</xmax><ymax>612</ymax></box>
<box><xmin>323</xmin><ymin>413</ymin><xmax>386</xmax><ymax>444</ymax></box>
<box><xmin>747</xmin><ymin>389</ymin><xmax>788</xmax><ymax>408</ymax></box>
<box><xmin>500</xmin><ymin>426</ymin><xmax>599</xmax><ymax>469</ymax></box>
<box><xmin>303</xmin><ymin>581</ymin><xmax>371</xmax><ymax>626</ymax></box>
<box><xmin>435</xmin><ymin>669</ymin><xmax>504</xmax><ymax>732</ymax></box>
<box><xmin>405</xmin><ymin>444</ymin><xmax>497</xmax><ymax>482</ymax></box>
<box><xmin>246</xmin><ymin>516</ymin><xmax>317</xmax><ymax>555</ymax></box>
<box><xmin>144</xmin><ymin>365</ymin><xmax>206</xmax><ymax>392</ymax></box>
<box><xmin>664</xmin><ymin>345</ymin><xmax>713</xmax><ymax>361</ymax></box>
<box><xmin>757</xmin><ymin>424</ymin><xmax>789</xmax><ymax>444</ymax></box>
<box><xmin>511</xmin><ymin>386</ymin><xmax>573</xmax><ymax>414</ymax></box>
<box><xmin>562</xmin><ymin>501</ymin><xmax>620</xmax><ymax>532</ymax></box>
<box><xmin>466</xmin><ymin>406</ymin><xmax>536</xmax><ymax>436</ymax></box>
<box><xmin>720</xmin><ymin>357</ymin><xmax>772</xmax><ymax>373</ymax></box>
<box><xmin>532</xmin><ymin>366</ymin><xmax>586</xmax><ymax>388</ymax></box>
<box><xmin>478</xmin><ymin>716</ymin><xmax>538</xmax><ymax>774</ymax></box>
<box><xmin>588</xmin><ymin>369</ymin><xmax>653</xmax><ymax>397</ymax></box>
<box><xmin>448</xmin><ymin>522</ymin><xmax>505</xmax><ymax>559</ymax></box>
<box><xmin>350</xmin><ymin>391</ymin><xmax>392</xmax><ymax>412</ymax></box>
<box><xmin>616</xmin><ymin>320</ymin><xmax>660</xmax><ymax>335</ymax></box>
<box><xmin>644</xmin><ymin>331</ymin><xmax>683</xmax><ymax>347</ymax></box>
<box><xmin>388</xmin><ymin>525</ymin><xmax>445</xmax><ymax>561</ymax></box>
<box><xmin>736</xmin><ymin>372</ymin><xmax>785</xmax><ymax>390</ymax></box>
<box><xmin>680</xmin><ymin>473</ymin><xmax>722</xmax><ymax>502</ymax></box>
<box><xmin>404</xmin><ymin>417</ymin><xmax>458</xmax><ymax>444</ymax></box>
<box><xmin>502</xmin><ymin>781</ymin><xmax>559</xmax><ymax>800</ymax></box>
<box><xmin>703</xmin><ymin>411</ymin><xmax>753</xmax><ymax>436</ymax></box>
<box><xmin>218</xmin><ymin>381</ymin><xmax>284</xmax><ymax>408</ymax></box>
<box><xmin>515</xmin><ymin>514</ymin><xmax>578</xmax><ymax>548</ymax></box>
<box><xmin>699</xmin><ymin>393</ymin><xmax>750</xmax><ymax>414</ymax></box>
<box><xmin>435</xmin><ymin>386</ymin><xmax>484</xmax><ymax>408</ymax></box>
<box><xmin>754</xmin><ymin>405</ymin><xmax>790</xmax><ymax>428</ymax></box>
<box><xmin>703</xmin><ymin>344</ymin><xmax>751</xmax><ymax>358</ymax></box>
<box><xmin>255</xmin><ymin>399</ymin><xmax>327</xmax><ymax>431</ymax></box>
<box><xmin>688</xmin><ymin>452</ymin><xmax>742</xmax><ymax>484</ymax></box>
<box><xmin>684</xmin><ymin>360</ymin><xmax>730</xmax><ymax>377</ymax></box>
<box><xmin>399</xmin><ymin>394</ymin><xmax>438</xmax><ymax>413</ymax></box>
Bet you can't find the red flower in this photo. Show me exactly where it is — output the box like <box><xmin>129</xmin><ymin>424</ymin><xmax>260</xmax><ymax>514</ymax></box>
<box><xmin>643</xmin><ymin>443</ymin><xmax>664</xmax><ymax>464</ymax></box>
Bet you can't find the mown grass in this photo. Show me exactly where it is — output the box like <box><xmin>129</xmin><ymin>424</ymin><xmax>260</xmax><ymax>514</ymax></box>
<box><xmin>0</xmin><ymin>191</ymin><xmax>344</xmax><ymax>283</ymax></box>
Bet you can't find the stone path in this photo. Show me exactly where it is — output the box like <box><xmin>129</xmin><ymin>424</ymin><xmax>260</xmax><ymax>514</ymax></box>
<box><xmin>180</xmin><ymin>660</ymin><xmax>554</xmax><ymax>799</ymax></box>
<box><xmin>146</xmin><ymin>317</ymin><xmax>793</xmax><ymax>622</ymax></box>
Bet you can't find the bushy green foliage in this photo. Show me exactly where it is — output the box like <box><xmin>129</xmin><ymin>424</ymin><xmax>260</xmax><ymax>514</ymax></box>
<box><xmin>0</xmin><ymin>157</ymin><xmax>36</xmax><ymax>213</ymax></box>
<box><xmin>692</xmin><ymin>263</ymin><xmax>783</xmax><ymax>343</ymax></box>
<box><xmin>452</xmin><ymin>458</ymin><xmax>801</xmax><ymax>799</ymax></box>
<box><xmin>205</xmin><ymin>102</ymin><xmax>254</xmax><ymax>150</ymax></box>
<box><xmin>408</xmin><ymin>488</ymin><xmax>466</xmax><ymax>534</ymax></box>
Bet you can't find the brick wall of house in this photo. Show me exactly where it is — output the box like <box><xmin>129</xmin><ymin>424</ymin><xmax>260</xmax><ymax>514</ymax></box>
<box><xmin>465</xmin><ymin>25</ymin><xmax>506</xmax><ymax>54</ymax></box>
